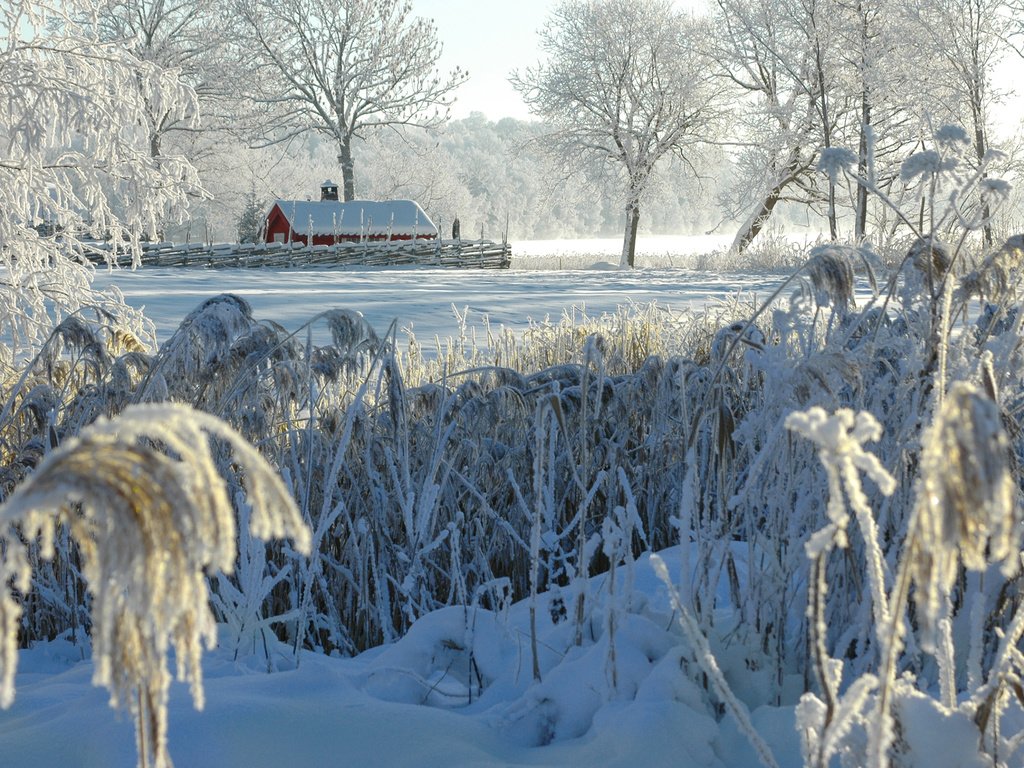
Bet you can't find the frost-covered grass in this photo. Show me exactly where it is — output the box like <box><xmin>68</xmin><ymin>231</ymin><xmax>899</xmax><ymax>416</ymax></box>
<box><xmin>4</xmin><ymin>132</ymin><xmax>1024</xmax><ymax>767</ymax></box>
<box><xmin>512</xmin><ymin>232</ymin><xmax>819</xmax><ymax>271</ymax></box>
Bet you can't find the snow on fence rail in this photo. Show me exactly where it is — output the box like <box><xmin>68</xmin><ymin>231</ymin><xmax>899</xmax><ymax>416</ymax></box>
<box><xmin>78</xmin><ymin>238</ymin><xmax>512</xmax><ymax>270</ymax></box>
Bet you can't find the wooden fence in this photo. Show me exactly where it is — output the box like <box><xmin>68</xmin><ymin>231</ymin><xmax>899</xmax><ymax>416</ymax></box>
<box><xmin>79</xmin><ymin>238</ymin><xmax>512</xmax><ymax>270</ymax></box>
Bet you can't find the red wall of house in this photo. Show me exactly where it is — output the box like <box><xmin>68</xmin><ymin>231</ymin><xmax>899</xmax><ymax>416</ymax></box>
<box><xmin>264</xmin><ymin>205</ymin><xmax>306</xmax><ymax>245</ymax></box>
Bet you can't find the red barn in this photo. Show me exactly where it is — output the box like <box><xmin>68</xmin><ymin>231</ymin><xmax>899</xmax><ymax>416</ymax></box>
<box><xmin>264</xmin><ymin>181</ymin><xmax>438</xmax><ymax>245</ymax></box>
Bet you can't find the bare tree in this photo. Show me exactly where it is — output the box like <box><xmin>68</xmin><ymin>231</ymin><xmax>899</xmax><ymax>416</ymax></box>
<box><xmin>830</xmin><ymin>0</ymin><xmax>931</xmax><ymax>241</ymax></box>
<box><xmin>713</xmin><ymin>0</ymin><xmax>822</xmax><ymax>252</ymax></box>
<box><xmin>905</xmin><ymin>0</ymin><xmax>1016</xmax><ymax>246</ymax></box>
<box><xmin>714</xmin><ymin>0</ymin><xmax>859</xmax><ymax>250</ymax></box>
<box><xmin>836</xmin><ymin>0</ymin><xmax>887</xmax><ymax>241</ymax></box>
<box><xmin>89</xmin><ymin>0</ymin><xmax>238</xmax><ymax>160</ymax></box>
<box><xmin>715</xmin><ymin>0</ymin><xmax>942</xmax><ymax>249</ymax></box>
<box><xmin>511</xmin><ymin>0</ymin><xmax>720</xmax><ymax>268</ymax></box>
<box><xmin>235</xmin><ymin>0</ymin><xmax>466</xmax><ymax>202</ymax></box>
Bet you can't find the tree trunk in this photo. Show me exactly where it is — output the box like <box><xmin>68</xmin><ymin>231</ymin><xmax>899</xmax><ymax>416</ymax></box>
<box><xmin>971</xmin><ymin>98</ymin><xmax>993</xmax><ymax>247</ymax></box>
<box><xmin>733</xmin><ymin>190</ymin><xmax>783</xmax><ymax>255</ymax></box>
<box><xmin>338</xmin><ymin>136</ymin><xmax>356</xmax><ymax>202</ymax></box>
<box><xmin>149</xmin><ymin>131</ymin><xmax>164</xmax><ymax>240</ymax></box>
<box><xmin>732</xmin><ymin>151</ymin><xmax>805</xmax><ymax>254</ymax></box>
<box><xmin>621</xmin><ymin>199</ymin><xmax>640</xmax><ymax>268</ymax></box>
<box><xmin>855</xmin><ymin>93</ymin><xmax>871</xmax><ymax>241</ymax></box>
<box><xmin>854</xmin><ymin>0</ymin><xmax>871</xmax><ymax>242</ymax></box>
<box><xmin>812</xmin><ymin>32</ymin><xmax>838</xmax><ymax>241</ymax></box>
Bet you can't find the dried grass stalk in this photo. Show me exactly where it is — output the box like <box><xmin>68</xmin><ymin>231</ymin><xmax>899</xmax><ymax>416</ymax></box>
<box><xmin>0</xmin><ymin>403</ymin><xmax>311</xmax><ymax>768</ymax></box>
<box><xmin>914</xmin><ymin>382</ymin><xmax>1018</xmax><ymax>644</ymax></box>
<box><xmin>958</xmin><ymin>234</ymin><xmax>1024</xmax><ymax>304</ymax></box>
<box><xmin>907</xmin><ymin>237</ymin><xmax>952</xmax><ymax>280</ymax></box>
<box><xmin>805</xmin><ymin>246</ymin><xmax>857</xmax><ymax>312</ymax></box>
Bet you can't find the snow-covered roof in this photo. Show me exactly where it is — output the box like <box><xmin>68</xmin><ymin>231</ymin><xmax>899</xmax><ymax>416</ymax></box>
<box><xmin>270</xmin><ymin>199</ymin><xmax>437</xmax><ymax>237</ymax></box>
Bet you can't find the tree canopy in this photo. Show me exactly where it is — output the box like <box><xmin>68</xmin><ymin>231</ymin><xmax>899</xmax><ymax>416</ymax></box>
<box><xmin>236</xmin><ymin>0</ymin><xmax>467</xmax><ymax>201</ymax></box>
<box><xmin>512</xmin><ymin>0</ymin><xmax>721</xmax><ymax>267</ymax></box>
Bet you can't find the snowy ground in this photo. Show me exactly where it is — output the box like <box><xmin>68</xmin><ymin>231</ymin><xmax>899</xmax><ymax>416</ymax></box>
<box><xmin>88</xmin><ymin>232</ymin><xmax>801</xmax><ymax>347</ymax></box>
<box><xmin>92</xmin><ymin>263</ymin><xmax>787</xmax><ymax>346</ymax></box>
<box><xmin>2</xmin><ymin>237</ymin><xmax>821</xmax><ymax>767</ymax></box>
<box><xmin>0</xmin><ymin>550</ymin><xmax>804</xmax><ymax>768</ymax></box>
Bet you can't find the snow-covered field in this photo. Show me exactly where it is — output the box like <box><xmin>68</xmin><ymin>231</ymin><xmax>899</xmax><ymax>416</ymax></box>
<box><xmin>92</xmin><ymin>264</ymin><xmax>785</xmax><ymax>345</ymax></box>
<box><xmin>89</xmin><ymin>235</ymin><xmax>798</xmax><ymax>345</ymax></box>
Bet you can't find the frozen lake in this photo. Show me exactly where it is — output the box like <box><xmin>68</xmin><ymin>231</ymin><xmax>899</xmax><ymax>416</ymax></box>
<box><xmin>90</xmin><ymin>235</ymin><xmax>801</xmax><ymax>343</ymax></box>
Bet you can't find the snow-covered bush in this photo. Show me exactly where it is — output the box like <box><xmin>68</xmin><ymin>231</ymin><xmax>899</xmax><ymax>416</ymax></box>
<box><xmin>0</xmin><ymin>0</ymin><xmax>202</xmax><ymax>357</ymax></box>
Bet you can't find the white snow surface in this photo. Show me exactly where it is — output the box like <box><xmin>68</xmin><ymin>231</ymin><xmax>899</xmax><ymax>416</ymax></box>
<box><xmin>0</xmin><ymin>549</ymin><xmax>809</xmax><ymax>768</ymax></box>
<box><xmin>91</xmin><ymin>264</ymin><xmax>788</xmax><ymax>347</ymax></box>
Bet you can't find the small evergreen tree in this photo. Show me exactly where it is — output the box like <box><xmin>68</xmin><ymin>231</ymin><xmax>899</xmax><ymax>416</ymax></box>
<box><xmin>237</xmin><ymin>190</ymin><xmax>265</xmax><ymax>243</ymax></box>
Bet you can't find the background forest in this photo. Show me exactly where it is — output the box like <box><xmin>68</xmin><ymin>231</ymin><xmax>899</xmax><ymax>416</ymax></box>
<box><xmin>203</xmin><ymin>117</ymin><xmax>730</xmax><ymax>245</ymax></box>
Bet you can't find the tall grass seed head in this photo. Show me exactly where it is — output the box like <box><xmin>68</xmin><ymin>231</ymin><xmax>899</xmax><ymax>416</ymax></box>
<box><xmin>961</xmin><ymin>234</ymin><xmax>1024</xmax><ymax>305</ymax></box>
<box><xmin>918</xmin><ymin>382</ymin><xmax>1018</xmax><ymax>576</ymax></box>
<box><xmin>907</xmin><ymin>237</ymin><xmax>951</xmax><ymax>280</ymax></box>
<box><xmin>805</xmin><ymin>246</ymin><xmax>856</xmax><ymax>312</ymax></box>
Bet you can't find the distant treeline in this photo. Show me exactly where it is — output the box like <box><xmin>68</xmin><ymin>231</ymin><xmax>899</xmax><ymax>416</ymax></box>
<box><xmin>176</xmin><ymin>111</ymin><xmax>1022</xmax><ymax>247</ymax></box>
<box><xmin>179</xmin><ymin>115</ymin><xmax>738</xmax><ymax>244</ymax></box>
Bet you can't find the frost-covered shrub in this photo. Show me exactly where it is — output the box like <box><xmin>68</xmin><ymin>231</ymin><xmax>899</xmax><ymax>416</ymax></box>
<box><xmin>0</xmin><ymin>0</ymin><xmax>201</xmax><ymax>358</ymax></box>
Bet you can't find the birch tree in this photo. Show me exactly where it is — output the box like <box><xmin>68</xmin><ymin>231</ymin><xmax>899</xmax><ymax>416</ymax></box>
<box><xmin>835</xmin><ymin>0</ymin><xmax>892</xmax><ymax>240</ymax></box>
<box><xmin>235</xmin><ymin>0</ymin><xmax>466</xmax><ymax>202</ymax></box>
<box><xmin>511</xmin><ymin>0</ymin><xmax>719</xmax><ymax>268</ymax></box>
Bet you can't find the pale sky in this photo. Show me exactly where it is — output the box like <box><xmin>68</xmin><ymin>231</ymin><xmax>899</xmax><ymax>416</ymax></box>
<box><xmin>412</xmin><ymin>0</ymin><xmax>550</xmax><ymax>121</ymax></box>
